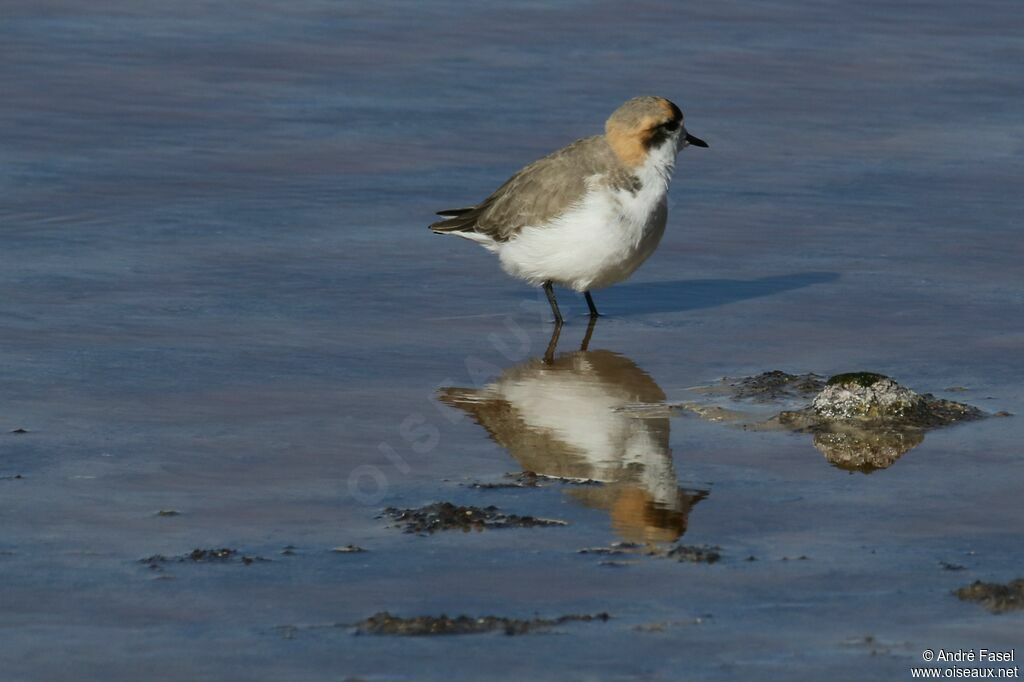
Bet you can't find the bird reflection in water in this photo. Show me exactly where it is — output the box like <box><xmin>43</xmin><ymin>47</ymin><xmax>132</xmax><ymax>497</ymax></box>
<box><xmin>438</xmin><ymin>321</ymin><xmax>707</xmax><ymax>544</ymax></box>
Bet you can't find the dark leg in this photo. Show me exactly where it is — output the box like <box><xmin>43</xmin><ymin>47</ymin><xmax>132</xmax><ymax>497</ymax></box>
<box><xmin>543</xmin><ymin>321</ymin><xmax>562</xmax><ymax>364</ymax></box>
<box><xmin>580</xmin><ymin>315</ymin><xmax>598</xmax><ymax>352</ymax></box>
<box><xmin>543</xmin><ymin>281</ymin><xmax>564</xmax><ymax>325</ymax></box>
<box><xmin>584</xmin><ymin>291</ymin><xmax>600</xmax><ymax>318</ymax></box>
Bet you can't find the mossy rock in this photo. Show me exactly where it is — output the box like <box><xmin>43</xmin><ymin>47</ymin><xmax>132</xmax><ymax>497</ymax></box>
<box><xmin>812</xmin><ymin>376</ymin><xmax>931</xmax><ymax>422</ymax></box>
<box><xmin>826</xmin><ymin>372</ymin><xmax>890</xmax><ymax>388</ymax></box>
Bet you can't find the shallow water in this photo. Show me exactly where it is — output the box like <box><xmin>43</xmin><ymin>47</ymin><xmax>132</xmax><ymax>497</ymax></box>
<box><xmin>2</xmin><ymin>1</ymin><xmax>1023</xmax><ymax>680</ymax></box>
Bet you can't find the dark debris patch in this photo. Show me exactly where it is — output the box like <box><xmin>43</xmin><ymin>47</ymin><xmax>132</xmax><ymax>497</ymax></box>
<box><xmin>382</xmin><ymin>502</ymin><xmax>567</xmax><ymax>534</ymax></box>
<box><xmin>667</xmin><ymin>545</ymin><xmax>722</xmax><ymax>564</ymax></box>
<box><xmin>187</xmin><ymin>548</ymin><xmax>238</xmax><ymax>562</ymax></box>
<box><xmin>468</xmin><ymin>471</ymin><xmax>603</xmax><ymax>489</ymax></box>
<box><xmin>579</xmin><ymin>542</ymin><xmax>721</xmax><ymax>564</ymax></box>
<box><xmin>353</xmin><ymin>611</ymin><xmax>609</xmax><ymax>636</ymax></box>
<box><xmin>140</xmin><ymin>548</ymin><xmax>269</xmax><ymax>569</ymax></box>
<box><xmin>331</xmin><ymin>545</ymin><xmax>366</xmax><ymax>553</ymax></box>
<box><xmin>919</xmin><ymin>394</ymin><xmax>987</xmax><ymax>426</ymax></box>
<box><xmin>839</xmin><ymin>634</ymin><xmax>897</xmax><ymax>656</ymax></box>
<box><xmin>467</xmin><ymin>471</ymin><xmax>543</xmax><ymax>489</ymax></box>
<box><xmin>956</xmin><ymin>579</ymin><xmax>1024</xmax><ymax>614</ymax></box>
<box><xmin>634</xmin><ymin>616</ymin><xmax>711</xmax><ymax>632</ymax></box>
<box><xmin>730</xmin><ymin>371</ymin><xmax>826</xmax><ymax>402</ymax></box>
<box><xmin>578</xmin><ymin>542</ymin><xmax>644</xmax><ymax>556</ymax></box>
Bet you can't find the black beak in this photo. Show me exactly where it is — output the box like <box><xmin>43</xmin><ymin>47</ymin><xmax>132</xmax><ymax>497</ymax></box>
<box><xmin>685</xmin><ymin>133</ymin><xmax>709</xmax><ymax>148</ymax></box>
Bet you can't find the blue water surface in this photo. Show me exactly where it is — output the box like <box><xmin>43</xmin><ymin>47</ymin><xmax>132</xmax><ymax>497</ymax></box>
<box><xmin>2</xmin><ymin>1</ymin><xmax>1022</xmax><ymax>680</ymax></box>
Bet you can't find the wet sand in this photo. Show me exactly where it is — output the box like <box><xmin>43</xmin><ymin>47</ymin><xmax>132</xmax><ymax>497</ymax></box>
<box><xmin>2</xmin><ymin>1</ymin><xmax>1023</xmax><ymax>680</ymax></box>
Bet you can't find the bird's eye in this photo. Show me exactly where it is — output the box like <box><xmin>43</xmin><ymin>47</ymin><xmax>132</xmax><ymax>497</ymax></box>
<box><xmin>663</xmin><ymin>120</ymin><xmax>680</xmax><ymax>132</ymax></box>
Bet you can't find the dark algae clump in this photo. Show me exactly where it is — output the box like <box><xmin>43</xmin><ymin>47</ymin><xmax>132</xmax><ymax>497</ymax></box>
<box><xmin>467</xmin><ymin>471</ymin><xmax>546</xmax><ymax>489</ymax></box>
<box><xmin>382</xmin><ymin>502</ymin><xmax>567</xmax><ymax>534</ymax></box>
<box><xmin>141</xmin><ymin>548</ymin><xmax>268</xmax><ymax>567</ymax></box>
<box><xmin>467</xmin><ymin>471</ymin><xmax>604</xmax><ymax>489</ymax></box>
<box><xmin>331</xmin><ymin>545</ymin><xmax>366</xmax><ymax>553</ymax></box>
<box><xmin>578</xmin><ymin>542</ymin><xmax>644</xmax><ymax>556</ymax></box>
<box><xmin>354</xmin><ymin>611</ymin><xmax>610</xmax><ymax>636</ymax></box>
<box><xmin>730</xmin><ymin>371</ymin><xmax>825</xmax><ymax>402</ymax></box>
<box><xmin>579</xmin><ymin>542</ymin><xmax>722</xmax><ymax>564</ymax></box>
<box><xmin>186</xmin><ymin>548</ymin><xmax>236</xmax><ymax>561</ymax></box>
<box><xmin>956</xmin><ymin>579</ymin><xmax>1024</xmax><ymax>613</ymax></box>
<box><xmin>667</xmin><ymin>545</ymin><xmax>722</xmax><ymax>564</ymax></box>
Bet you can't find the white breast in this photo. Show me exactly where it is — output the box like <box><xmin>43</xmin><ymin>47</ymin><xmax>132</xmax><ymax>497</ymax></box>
<box><xmin>497</xmin><ymin>142</ymin><xmax>677</xmax><ymax>292</ymax></box>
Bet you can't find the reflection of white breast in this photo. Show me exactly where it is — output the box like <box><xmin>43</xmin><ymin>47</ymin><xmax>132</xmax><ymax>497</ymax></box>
<box><xmin>495</xmin><ymin>363</ymin><xmax>673</xmax><ymax>504</ymax></box>
<box><xmin>500</xmin><ymin>371</ymin><xmax>634</xmax><ymax>470</ymax></box>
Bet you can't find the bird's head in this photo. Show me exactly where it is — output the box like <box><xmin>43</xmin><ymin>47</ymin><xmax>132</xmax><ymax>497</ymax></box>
<box><xmin>604</xmin><ymin>96</ymin><xmax>707</xmax><ymax>168</ymax></box>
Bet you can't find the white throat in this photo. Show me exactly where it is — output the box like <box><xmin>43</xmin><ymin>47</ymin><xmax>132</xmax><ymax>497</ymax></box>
<box><xmin>634</xmin><ymin>138</ymin><xmax>678</xmax><ymax>193</ymax></box>
<box><xmin>613</xmin><ymin>139</ymin><xmax>676</xmax><ymax>229</ymax></box>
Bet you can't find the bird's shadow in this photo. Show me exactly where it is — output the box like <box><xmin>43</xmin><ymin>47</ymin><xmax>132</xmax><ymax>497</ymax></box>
<box><xmin>593</xmin><ymin>272</ymin><xmax>839</xmax><ymax>316</ymax></box>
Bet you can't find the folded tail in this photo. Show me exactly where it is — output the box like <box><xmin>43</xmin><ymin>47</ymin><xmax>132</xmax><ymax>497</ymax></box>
<box><xmin>430</xmin><ymin>205</ymin><xmax>480</xmax><ymax>234</ymax></box>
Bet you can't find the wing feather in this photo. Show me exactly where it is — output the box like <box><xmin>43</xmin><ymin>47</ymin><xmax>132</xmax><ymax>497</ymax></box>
<box><xmin>430</xmin><ymin>136</ymin><xmax>624</xmax><ymax>242</ymax></box>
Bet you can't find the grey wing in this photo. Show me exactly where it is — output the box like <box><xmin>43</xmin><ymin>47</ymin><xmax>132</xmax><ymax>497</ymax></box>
<box><xmin>430</xmin><ymin>136</ymin><xmax>613</xmax><ymax>242</ymax></box>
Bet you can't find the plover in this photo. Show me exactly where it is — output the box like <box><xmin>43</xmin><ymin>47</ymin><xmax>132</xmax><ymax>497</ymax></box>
<box><xmin>438</xmin><ymin>338</ymin><xmax>708</xmax><ymax>543</ymax></box>
<box><xmin>431</xmin><ymin>96</ymin><xmax>707</xmax><ymax>324</ymax></box>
